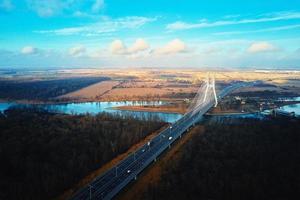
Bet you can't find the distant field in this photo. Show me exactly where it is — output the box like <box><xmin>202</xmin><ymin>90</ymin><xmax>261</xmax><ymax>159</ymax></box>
<box><xmin>59</xmin><ymin>80</ymin><xmax>120</xmax><ymax>100</ymax></box>
<box><xmin>69</xmin><ymin>70</ymin><xmax>300</xmax><ymax>101</ymax></box>
<box><xmin>1</xmin><ymin>69</ymin><xmax>300</xmax><ymax>102</ymax></box>
<box><xmin>0</xmin><ymin>77</ymin><xmax>109</xmax><ymax>101</ymax></box>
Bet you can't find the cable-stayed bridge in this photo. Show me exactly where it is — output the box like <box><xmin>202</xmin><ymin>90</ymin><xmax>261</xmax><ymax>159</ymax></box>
<box><xmin>71</xmin><ymin>76</ymin><xmax>259</xmax><ymax>200</ymax></box>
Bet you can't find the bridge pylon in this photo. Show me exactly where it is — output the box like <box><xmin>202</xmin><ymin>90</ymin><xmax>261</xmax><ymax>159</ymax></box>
<box><xmin>187</xmin><ymin>72</ymin><xmax>219</xmax><ymax>115</ymax></box>
<box><xmin>203</xmin><ymin>73</ymin><xmax>218</xmax><ymax>107</ymax></box>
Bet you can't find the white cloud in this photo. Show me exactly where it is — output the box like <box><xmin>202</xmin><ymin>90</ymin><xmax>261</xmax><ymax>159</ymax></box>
<box><xmin>156</xmin><ymin>39</ymin><xmax>188</xmax><ymax>55</ymax></box>
<box><xmin>26</xmin><ymin>0</ymin><xmax>65</xmax><ymax>17</ymax></box>
<box><xmin>35</xmin><ymin>16</ymin><xmax>156</xmax><ymax>35</ymax></box>
<box><xmin>21</xmin><ymin>46</ymin><xmax>39</xmax><ymax>55</ymax></box>
<box><xmin>247</xmin><ymin>42</ymin><xmax>279</xmax><ymax>53</ymax></box>
<box><xmin>110</xmin><ymin>38</ymin><xmax>150</xmax><ymax>55</ymax></box>
<box><xmin>26</xmin><ymin>0</ymin><xmax>105</xmax><ymax>17</ymax></box>
<box><xmin>214</xmin><ymin>24</ymin><xmax>300</xmax><ymax>36</ymax></box>
<box><xmin>110</xmin><ymin>40</ymin><xmax>126</xmax><ymax>54</ymax></box>
<box><xmin>128</xmin><ymin>38</ymin><xmax>149</xmax><ymax>53</ymax></box>
<box><xmin>166</xmin><ymin>11</ymin><xmax>300</xmax><ymax>31</ymax></box>
<box><xmin>92</xmin><ymin>0</ymin><xmax>104</xmax><ymax>12</ymax></box>
<box><xmin>0</xmin><ymin>0</ymin><xmax>13</xmax><ymax>11</ymax></box>
<box><xmin>69</xmin><ymin>45</ymin><xmax>86</xmax><ymax>57</ymax></box>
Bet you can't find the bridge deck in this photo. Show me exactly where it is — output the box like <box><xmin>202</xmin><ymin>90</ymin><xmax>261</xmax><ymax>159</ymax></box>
<box><xmin>70</xmin><ymin>81</ymin><xmax>258</xmax><ymax>200</ymax></box>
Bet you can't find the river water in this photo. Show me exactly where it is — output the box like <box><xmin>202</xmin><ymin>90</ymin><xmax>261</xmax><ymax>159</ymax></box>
<box><xmin>1</xmin><ymin>97</ymin><xmax>300</xmax><ymax>123</ymax></box>
<box><xmin>276</xmin><ymin>97</ymin><xmax>300</xmax><ymax>116</ymax></box>
<box><xmin>0</xmin><ymin>101</ymin><xmax>182</xmax><ymax>123</ymax></box>
<box><xmin>279</xmin><ymin>104</ymin><xmax>300</xmax><ymax>115</ymax></box>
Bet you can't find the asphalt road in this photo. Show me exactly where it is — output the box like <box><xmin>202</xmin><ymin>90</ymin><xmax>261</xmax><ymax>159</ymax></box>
<box><xmin>70</xmin><ymin>81</ymin><xmax>258</xmax><ymax>200</ymax></box>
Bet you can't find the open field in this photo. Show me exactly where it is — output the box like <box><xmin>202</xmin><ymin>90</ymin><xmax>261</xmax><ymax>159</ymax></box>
<box><xmin>1</xmin><ymin>69</ymin><xmax>300</xmax><ymax>103</ymax></box>
<box><xmin>0</xmin><ymin>77</ymin><xmax>110</xmax><ymax>101</ymax></box>
<box><xmin>59</xmin><ymin>80</ymin><xmax>120</xmax><ymax>101</ymax></box>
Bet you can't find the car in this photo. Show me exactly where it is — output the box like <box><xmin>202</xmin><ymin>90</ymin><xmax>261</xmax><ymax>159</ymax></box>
<box><xmin>168</xmin><ymin>136</ymin><xmax>172</xmax><ymax>140</ymax></box>
<box><xmin>127</xmin><ymin>170</ymin><xmax>131</xmax><ymax>173</ymax></box>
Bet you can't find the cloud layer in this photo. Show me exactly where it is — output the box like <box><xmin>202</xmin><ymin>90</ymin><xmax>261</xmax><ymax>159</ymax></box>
<box><xmin>110</xmin><ymin>38</ymin><xmax>150</xmax><ymax>55</ymax></box>
<box><xmin>1</xmin><ymin>0</ymin><xmax>300</xmax><ymax>70</ymax></box>
<box><xmin>26</xmin><ymin>0</ymin><xmax>105</xmax><ymax>17</ymax></box>
<box><xmin>155</xmin><ymin>39</ymin><xmax>188</xmax><ymax>55</ymax></box>
<box><xmin>36</xmin><ymin>16</ymin><xmax>156</xmax><ymax>36</ymax></box>
<box><xmin>21</xmin><ymin>46</ymin><xmax>39</xmax><ymax>55</ymax></box>
<box><xmin>166</xmin><ymin>11</ymin><xmax>300</xmax><ymax>31</ymax></box>
<box><xmin>69</xmin><ymin>45</ymin><xmax>86</xmax><ymax>56</ymax></box>
<box><xmin>247</xmin><ymin>42</ymin><xmax>278</xmax><ymax>53</ymax></box>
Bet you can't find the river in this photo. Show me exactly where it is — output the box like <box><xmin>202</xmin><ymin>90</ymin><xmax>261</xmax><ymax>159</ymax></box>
<box><xmin>0</xmin><ymin>101</ymin><xmax>182</xmax><ymax>123</ymax></box>
<box><xmin>277</xmin><ymin>97</ymin><xmax>300</xmax><ymax>116</ymax></box>
<box><xmin>1</xmin><ymin>97</ymin><xmax>300</xmax><ymax>123</ymax></box>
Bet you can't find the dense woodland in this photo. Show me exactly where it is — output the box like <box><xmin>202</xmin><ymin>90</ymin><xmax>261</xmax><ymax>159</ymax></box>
<box><xmin>0</xmin><ymin>108</ymin><xmax>164</xmax><ymax>200</ymax></box>
<box><xmin>142</xmin><ymin>119</ymin><xmax>300</xmax><ymax>200</ymax></box>
<box><xmin>0</xmin><ymin>77</ymin><xmax>109</xmax><ymax>100</ymax></box>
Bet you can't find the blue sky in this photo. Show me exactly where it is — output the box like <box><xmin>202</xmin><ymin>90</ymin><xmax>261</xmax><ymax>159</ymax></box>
<box><xmin>0</xmin><ymin>0</ymin><xmax>300</xmax><ymax>69</ymax></box>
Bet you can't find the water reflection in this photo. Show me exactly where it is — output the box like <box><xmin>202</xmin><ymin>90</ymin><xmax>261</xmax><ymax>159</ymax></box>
<box><xmin>279</xmin><ymin>103</ymin><xmax>300</xmax><ymax>116</ymax></box>
<box><xmin>0</xmin><ymin>101</ymin><xmax>182</xmax><ymax>123</ymax></box>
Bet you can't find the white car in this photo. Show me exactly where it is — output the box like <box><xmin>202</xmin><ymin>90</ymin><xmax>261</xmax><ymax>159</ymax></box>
<box><xmin>168</xmin><ymin>136</ymin><xmax>172</xmax><ymax>140</ymax></box>
<box><xmin>127</xmin><ymin>170</ymin><xmax>131</xmax><ymax>173</ymax></box>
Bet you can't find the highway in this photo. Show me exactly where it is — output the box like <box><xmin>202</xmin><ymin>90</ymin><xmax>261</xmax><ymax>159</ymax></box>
<box><xmin>70</xmin><ymin>81</ymin><xmax>258</xmax><ymax>200</ymax></box>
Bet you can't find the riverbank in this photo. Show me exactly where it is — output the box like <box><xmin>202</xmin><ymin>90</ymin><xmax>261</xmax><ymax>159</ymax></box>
<box><xmin>112</xmin><ymin>105</ymin><xmax>187</xmax><ymax>114</ymax></box>
<box><xmin>0</xmin><ymin>97</ymin><xmax>181</xmax><ymax>105</ymax></box>
<box><xmin>206</xmin><ymin>111</ymin><xmax>260</xmax><ymax>116</ymax></box>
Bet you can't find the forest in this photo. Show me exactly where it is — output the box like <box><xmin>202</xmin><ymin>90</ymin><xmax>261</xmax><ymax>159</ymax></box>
<box><xmin>0</xmin><ymin>107</ymin><xmax>164</xmax><ymax>200</ymax></box>
<box><xmin>0</xmin><ymin>77</ymin><xmax>109</xmax><ymax>100</ymax></box>
<box><xmin>141</xmin><ymin>118</ymin><xmax>300</xmax><ymax>200</ymax></box>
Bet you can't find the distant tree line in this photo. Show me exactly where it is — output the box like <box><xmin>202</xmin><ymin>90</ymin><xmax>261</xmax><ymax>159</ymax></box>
<box><xmin>0</xmin><ymin>77</ymin><xmax>109</xmax><ymax>100</ymax></box>
<box><xmin>0</xmin><ymin>107</ymin><xmax>165</xmax><ymax>200</ymax></box>
<box><xmin>142</xmin><ymin>119</ymin><xmax>300</xmax><ymax>200</ymax></box>
<box><xmin>232</xmin><ymin>90</ymin><xmax>296</xmax><ymax>98</ymax></box>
